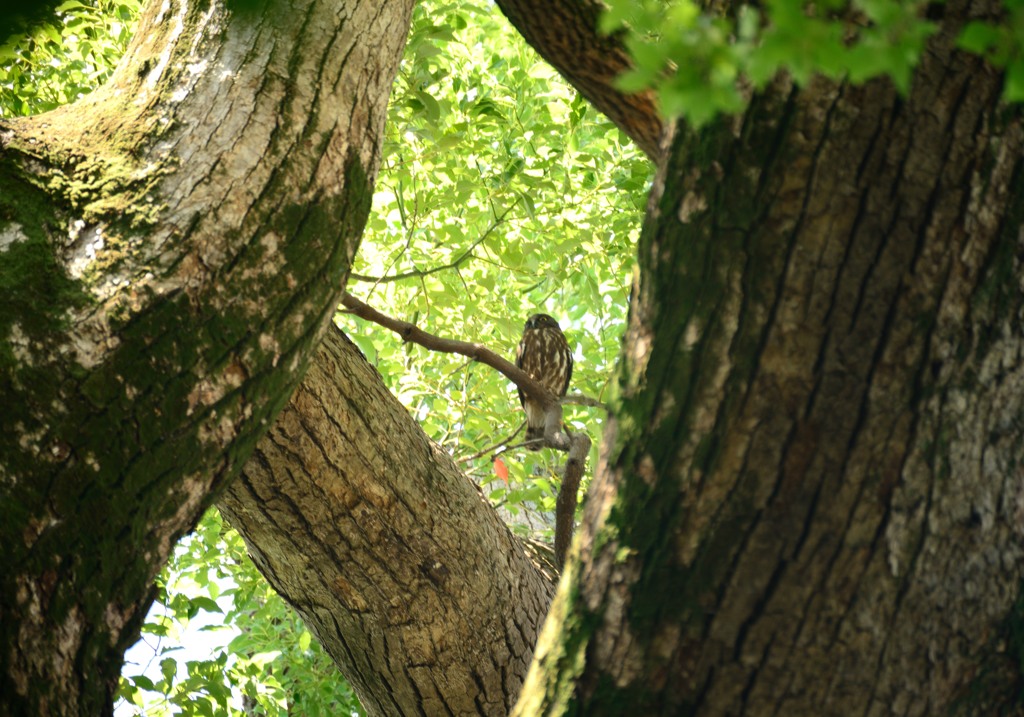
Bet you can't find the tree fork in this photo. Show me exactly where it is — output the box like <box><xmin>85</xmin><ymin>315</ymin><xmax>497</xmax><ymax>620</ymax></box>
<box><xmin>218</xmin><ymin>327</ymin><xmax>559</xmax><ymax>716</ymax></box>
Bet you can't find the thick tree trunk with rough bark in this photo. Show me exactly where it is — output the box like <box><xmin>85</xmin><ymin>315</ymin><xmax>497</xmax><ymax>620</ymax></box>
<box><xmin>515</xmin><ymin>1</ymin><xmax>1024</xmax><ymax>714</ymax></box>
<box><xmin>218</xmin><ymin>327</ymin><xmax>558</xmax><ymax>716</ymax></box>
<box><xmin>0</xmin><ymin>0</ymin><xmax>412</xmax><ymax>713</ymax></box>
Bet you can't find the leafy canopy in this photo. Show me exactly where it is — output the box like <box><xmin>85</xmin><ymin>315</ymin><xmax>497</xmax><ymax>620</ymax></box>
<box><xmin>0</xmin><ymin>0</ymin><xmax>140</xmax><ymax>117</ymax></box>
<box><xmin>343</xmin><ymin>0</ymin><xmax>649</xmax><ymax>525</ymax></box>
<box><xmin>601</xmin><ymin>0</ymin><xmax>1024</xmax><ymax>126</ymax></box>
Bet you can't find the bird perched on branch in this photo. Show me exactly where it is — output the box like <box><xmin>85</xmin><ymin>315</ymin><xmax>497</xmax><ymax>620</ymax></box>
<box><xmin>515</xmin><ymin>313</ymin><xmax>573</xmax><ymax>448</ymax></box>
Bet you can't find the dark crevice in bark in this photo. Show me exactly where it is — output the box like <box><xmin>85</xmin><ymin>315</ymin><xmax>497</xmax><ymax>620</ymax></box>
<box><xmin>854</xmin><ymin>104</ymin><xmax>889</xmax><ymax>185</ymax></box>
<box><xmin>730</xmin><ymin>556</ymin><xmax>789</xmax><ymax>664</ymax></box>
<box><xmin>846</xmin><ymin>207</ymin><xmax>899</xmax><ymax>346</ymax></box>
<box><xmin>750</xmin><ymin>87</ymin><xmax>801</xmax><ymax>204</ymax></box>
<box><xmin>787</xmin><ymin>448</ymin><xmax>828</xmax><ymax>561</ymax></box>
<box><xmin>400</xmin><ymin>668</ymin><xmax>431</xmax><ymax>717</ymax></box>
<box><xmin>821</xmin><ymin>188</ymin><xmax>872</xmax><ymax>332</ymax></box>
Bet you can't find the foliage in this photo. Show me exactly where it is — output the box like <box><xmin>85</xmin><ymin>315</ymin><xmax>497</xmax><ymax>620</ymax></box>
<box><xmin>959</xmin><ymin>1</ymin><xmax>1024</xmax><ymax>101</ymax></box>
<box><xmin>10</xmin><ymin>0</ymin><xmax>1024</xmax><ymax>711</ymax></box>
<box><xmin>116</xmin><ymin>509</ymin><xmax>363</xmax><ymax>717</ymax></box>
<box><xmin>342</xmin><ymin>0</ymin><xmax>650</xmax><ymax>534</ymax></box>
<box><xmin>4</xmin><ymin>0</ymin><xmax>1020</xmax><ymax>711</ymax></box>
<box><xmin>0</xmin><ymin>0</ymin><xmax>141</xmax><ymax>117</ymax></box>
<box><xmin>600</xmin><ymin>0</ymin><xmax>991</xmax><ymax>126</ymax></box>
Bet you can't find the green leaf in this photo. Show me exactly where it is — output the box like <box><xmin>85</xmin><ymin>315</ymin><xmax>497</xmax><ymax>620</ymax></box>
<box><xmin>1005</xmin><ymin>57</ymin><xmax>1024</xmax><ymax>102</ymax></box>
<box><xmin>959</xmin><ymin>21</ymin><xmax>1006</xmax><ymax>56</ymax></box>
<box><xmin>160</xmin><ymin>657</ymin><xmax>177</xmax><ymax>684</ymax></box>
<box><xmin>189</xmin><ymin>596</ymin><xmax>223</xmax><ymax>614</ymax></box>
<box><xmin>249</xmin><ymin>650</ymin><xmax>283</xmax><ymax>668</ymax></box>
<box><xmin>130</xmin><ymin>674</ymin><xmax>155</xmax><ymax>691</ymax></box>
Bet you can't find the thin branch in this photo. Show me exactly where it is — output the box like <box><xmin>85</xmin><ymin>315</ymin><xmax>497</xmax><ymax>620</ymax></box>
<box><xmin>348</xmin><ymin>202</ymin><xmax>518</xmax><ymax>284</ymax></box>
<box><xmin>441</xmin><ymin>357</ymin><xmax>475</xmax><ymax>381</ymax></box>
<box><xmin>562</xmin><ymin>393</ymin><xmax>609</xmax><ymax>411</ymax></box>
<box><xmin>341</xmin><ymin>294</ymin><xmax>593</xmax><ymax>569</ymax></box>
<box><xmin>506</xmin><ymin>438</ymin><xmax>545</xmax><ymax>452</ymax></box>
<box><xmin>457</xmin><ymin>422</ymin><xmax>527</xmax><ymax>465</ymax></box>
<box><xmin>341</xmin><ymin>293</ymin><xmax>561</xmax><ymax>413</ymax></box>
<box><xmin>418</xmin><ymin>274</ymin><xmax>431</xmax><ymax>316</ymax></box>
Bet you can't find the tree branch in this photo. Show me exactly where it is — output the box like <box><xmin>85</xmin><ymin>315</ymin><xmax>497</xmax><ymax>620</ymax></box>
<box><xmin>555</xmin><ymin>432</ymin><xmax>590</xmax><ymax>568</ymax></box>
<box><xmin>457</xmin><ymin>422</ymin><xmax>526</xmax><ymax>464</ymax></box>
<box><xmin>340</xmin><ymin>293</ymin><xmax>595</xmax><ymax>569</ymax></box>
<box><xmin>494</xmin><ymin>0</ymin><xmax>664</xmax><ymax>162</ymax></box>
<box><xmin>562</xmin><ymin>393</ymin><xmax>609</xmax><ymax>411</ymax></box>
<box><xmin>341</xmin><ymin>292</ymin><xmax>561</xmax><ymax>413</ymax></box>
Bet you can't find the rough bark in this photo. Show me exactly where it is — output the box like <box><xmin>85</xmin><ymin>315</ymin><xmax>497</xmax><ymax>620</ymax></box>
<box><xmin>515</xmin><ymin>0</ymin><xmax>1024</xmax><ymax>714</ymax></box>
<box><xmin>218</xmin><ymin>327</ymin><xmax>558</xmax><ymax>716</ymax></box>
<box><xmin>0</xmin><ymin>0</ymin><xmax>412</xmax><ymax>713</ymax></box>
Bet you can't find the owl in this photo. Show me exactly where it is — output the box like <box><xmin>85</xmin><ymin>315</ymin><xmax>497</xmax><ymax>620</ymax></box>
<box><xmin>515</xmin><ymin>313</ymin><xmax>573</xmax><ymax>448</ymax></box>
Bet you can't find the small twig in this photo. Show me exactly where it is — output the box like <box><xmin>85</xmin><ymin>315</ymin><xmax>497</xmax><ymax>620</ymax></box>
<box><xmin>458</xmin><ymin>423</ymin><xmax>526</xmax><ymax>464</ymax></box>
<box><xmin>418</xmin><ymin>274</ymin><xmax>430</xmax><ymax>316</ymax></box>
<box><xmin>395</xmin><ymin>178</ymin><xmax>408</xmax><ymax>229</ymax></box>
<box><xmin>506</xmin><ymin>438</ymin><xmax>545</xmax><ymax>452</ymax></box>
<box><xmin>562</xmin><ymin>394</ymin><xmax>609</xmax><ymax>412</ymax></box>
<box><xmin>441</xmin><ymin>357</ymin><xmax>474</xmax><ymax>381</ymax></box>
<box><xmin>348</xmin><ymin>203</ymin><xmax>517</xmax><ymax>284</ymax></box>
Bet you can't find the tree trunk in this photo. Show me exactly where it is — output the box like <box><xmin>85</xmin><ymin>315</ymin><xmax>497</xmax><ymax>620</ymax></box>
<box><xmin>218</xmin><ymin>327</ymin><xmax>557</xmax><ymax>716</ymax></box>
<box><xmin>515</xmin><ymin>1</ymin><xmax>1024</xmax><ymax>714</ymax></box>
<box><xmin>0</xmin><ymin>0</ymin><xmax>412</xmax><ymax>713</ymax></box>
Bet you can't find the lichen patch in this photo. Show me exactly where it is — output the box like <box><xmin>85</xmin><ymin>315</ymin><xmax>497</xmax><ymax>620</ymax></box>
<box><xmin>0</xmin><ymin>222</ymin><xmax>28</xmax><ymax>252</ymax></box>
<box><xmin>9</xmin><ymin>323</ymin><xmax>31</xmax><ymax>363</ymax></box>
<box><xmin>66</xmin><ymin>221</ymin><xmax>106</xmax><ymax>279</ymax></box>
<box><xmin>678</xmin><ymin>191</ymin><xmax>708</xmax><ymax>223</ymax></box>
